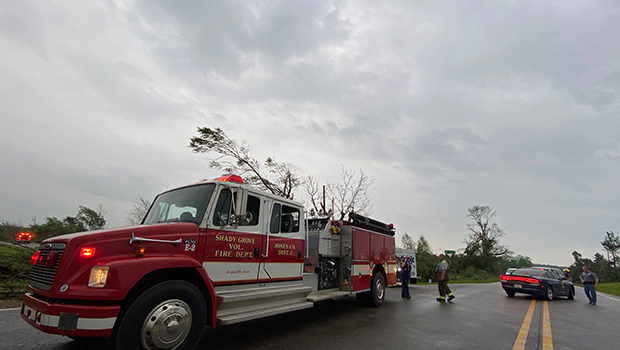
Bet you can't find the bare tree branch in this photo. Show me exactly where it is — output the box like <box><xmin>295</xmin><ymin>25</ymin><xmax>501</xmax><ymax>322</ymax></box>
<box><xmin>126</xmin><ymin>196</ymin><xmax>152</xmax><ymax>225</ymax></box>
<box><xmin>190</xmin><ymin>127</ymin><xmax>301</xmax><ymax>199</ymax></box>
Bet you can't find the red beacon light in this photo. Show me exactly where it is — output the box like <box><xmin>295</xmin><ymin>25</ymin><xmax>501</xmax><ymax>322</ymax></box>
<box><xmin>214</xmin><ymin>175</ymin><xmax>244</xmax><ymax>184</ymax></box>
<box><xmin>17</xmin><ymin>232</ymin><xmax>33</xmax><ymax>242</ymax></box>
<box><xmin>80</xmin><ymin>247</ymin><xmax>96</xmax><ymax>258</ymax></box>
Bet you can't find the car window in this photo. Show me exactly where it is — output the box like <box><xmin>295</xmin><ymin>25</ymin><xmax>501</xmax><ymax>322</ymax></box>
<box><xmin>269</xmin><ymin>203</ymin><xmax>300</xmax><ymax>234</ymax></box>
<box><xmin>213</xmin><ymin>189</ymin><xmax>233</xmax><ymax>226</ymax></box>
<box><xmin>513</xmin><ymin>269</ymin><xmax>546</xmax><ymax>277</ymax></box>
<box><xmin>270</xmin><ymin>203</ymin><xmax>281</xmax><ymax>234</ymax></box>
<box><xmin>143</xmin><ymin>184</ymin><xmax>214</xmax><ymax>225</ymax></box>
<box><xmin>240</xmin><ymin>194</ymin><xmax>260</xmax><ymax>226</ymax></box>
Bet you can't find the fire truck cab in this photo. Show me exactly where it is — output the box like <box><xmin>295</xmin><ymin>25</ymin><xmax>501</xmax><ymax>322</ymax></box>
<box><xmin>21</xmin><ymin>175</ymin><xmax>397</xmax><ymax>350</ymax></box>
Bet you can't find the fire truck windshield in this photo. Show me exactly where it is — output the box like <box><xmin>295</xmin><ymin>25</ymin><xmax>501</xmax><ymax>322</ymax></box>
<box><xmin>143</xmin><ymin>184</ymin><xmax>215</xmax><ymax>225</ymax></box>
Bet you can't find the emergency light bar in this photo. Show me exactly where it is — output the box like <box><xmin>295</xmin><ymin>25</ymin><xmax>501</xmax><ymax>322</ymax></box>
<box><xmin>17</xmin><ymin>232</ymin><xmax>33</xmax><ymax>241</ymax></box>
<box><xmin>213</xmin><ymin>175</ymin><xmax>244</xmax><ymax>184</ymax></box>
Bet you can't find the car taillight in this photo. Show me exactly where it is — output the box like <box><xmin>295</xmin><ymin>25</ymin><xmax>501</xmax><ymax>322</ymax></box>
<box><xmin>501</xmin><ymin>275</ymin><xmax>539</xmax><ymax>284</ymax></box>
<box><xmin>31</xmin><ymin>251</ymin><xmax>41</xmax><ymax>266</ymax></box>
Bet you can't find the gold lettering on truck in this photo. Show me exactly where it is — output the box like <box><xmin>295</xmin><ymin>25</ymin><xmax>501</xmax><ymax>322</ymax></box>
<box><xmin>215</xmin><ymin>234</ymin><xmax>237</xmax><ymax>243</ymax></box>
<box><xmin>213</xmin><ymin>234</ymin><xmax>257</xmax><ymax>259</ymax></box>
<box><xmin>274</xmin><ymin>243</ymin><xmax>296</xmax><ymax>249</ymax></box>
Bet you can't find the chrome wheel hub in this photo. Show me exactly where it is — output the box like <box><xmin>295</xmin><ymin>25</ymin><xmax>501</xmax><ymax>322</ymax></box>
<box><xmin>375</xmin><ymin>278</ymin><xmax>385</xmax><ymax>300</ymax></box>
<box><xmin>141</xmin><ymin>299</ymin><xmax>192</xmax><ymax>350</ymax></box>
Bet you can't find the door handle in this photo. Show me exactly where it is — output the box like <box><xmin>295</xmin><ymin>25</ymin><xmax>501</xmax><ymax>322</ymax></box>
<box><xmin>254</xmin><ymin>248</ymin><xmax>260</xmax><ymax>258</ymax></box>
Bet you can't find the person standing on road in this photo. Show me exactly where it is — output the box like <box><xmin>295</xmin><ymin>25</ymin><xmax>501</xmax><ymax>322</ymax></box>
<box><xmin>400</xmin><ymin>255</ymin><xmax>412</xmax><ymax>300</ymax></box>
<box><xmin>436</xmin><ymin>254</ymin><xmax>455</xmax><ymax>302</ymax></box>
<box><xmin>561</xmin><ymin>268</ymin><xmax>573</xmax><ymax>291</ymax></box>
<box><xmin>580</xmin><ymin>266</ymin><xmax>599</xmax><ymax>305</ymax></box>
<box><xmin>563</xmin><ymin>268</ymin><xmax>573</xmax><ymax>282</ymax></box>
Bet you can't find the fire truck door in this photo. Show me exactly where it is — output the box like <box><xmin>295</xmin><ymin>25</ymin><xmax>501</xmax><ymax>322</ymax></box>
<box><xmin>203</xmin><ymin>187</ymin><xmax>263</xmax><ymax>285</ymax></box>
<box><xmin>258</xmin><ymin>200</ymin><xmax>304</xmax><ymax>282</ymax></box>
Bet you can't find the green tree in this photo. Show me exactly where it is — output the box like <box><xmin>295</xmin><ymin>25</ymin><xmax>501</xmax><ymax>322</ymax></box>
<box><xmin>0</xmin><ymin>221</ymin><xmax>28</xmax><ymax>242</ymax></box>
<box><xmin>592</xmin><ymin>252</ymin><xmax>612</xmax><ymax>282</ymax></box>
<box><xmin>30</xmin><ymin>206</ymin><xmax>107</xmax><ymax>241</ymax></box>
<box><xmin>498</xmin><ymin>254</ymin><xmax>533</xmax><ymax>274</ymax></box>
<box><xmin>569</xmin><ymin>250</ymin><xmax>594</xmax><ymax>283</ymax></box>
<box><xmin>416</xmin><ymin>235</ymin><xmax>433</xmax><ymax>255</ymax></box>
<box><xmin>569</xmin><ymin>231</ymin><xmax>620</xmax><ymax>283</ymax></box>
<box><xmin>400</xmin><ymin>233</ymin><xmax>415</xmax><ymax>250</ymax></box>
<box><xmin>463</xmin><ymin>205</ymin><xmax>509</xmax><ymax>273</ymax></box>
<box><xmin>510</xmin><ymin>254</ymin><xmax>533</xmax><ymax>268</ymax></box>
<box><xmin>77</xmin><ymin>205</ymin><xmax>106</xmax><ymax>231</ymax></box>
<box><xmin>601</xmin><ymin>231</ymin><xmax>620</xmax><ymax>280</ymax></box>
<box><xmin>189</xmin><ymin>127</ymin><xmax>300</xmax><ymax>199</ymax></box>
<box><xmin>415</xmin><ymin>235</ymin><xmax>437</xmax><ymax>282</ymax></box>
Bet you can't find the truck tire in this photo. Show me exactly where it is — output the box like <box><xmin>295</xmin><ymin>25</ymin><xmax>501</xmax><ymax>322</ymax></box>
<box><xmin>116</xmin><ymin>280</ymin><xmax>206</xmax><ymax>350</ymax></box>
<box><xmin>356</xmin><ymin>271</ymin><xmax>386</xmax><ymax>307</ymax></box>
<box><xmin>369</xmin><ymin>271</ymin><xmax>386</xmax><ymax>307</ymax></box>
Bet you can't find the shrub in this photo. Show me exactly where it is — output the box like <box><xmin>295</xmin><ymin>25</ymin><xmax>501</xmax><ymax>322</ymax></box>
<box><xmin>0</xmin><ymin>245</ymin><xmax>31</xmax><ymax>297</ymax></box>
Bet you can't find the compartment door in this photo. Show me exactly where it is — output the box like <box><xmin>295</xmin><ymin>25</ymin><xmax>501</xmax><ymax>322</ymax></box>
<box><xmin>259</xmin><ymin>201</ymin><xmax>304</xmax><ymax>282</ymax></box>
<box><xmin>203</xmin><ymin>188</ymin><xmax>263</xmax><ymax>285</ymax></box>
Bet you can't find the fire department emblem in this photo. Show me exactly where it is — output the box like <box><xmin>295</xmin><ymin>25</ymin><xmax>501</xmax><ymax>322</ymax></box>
<box><xmin>184</xmin><ymin>238</ymin><xmax>196</xmax><ymax>252</ymax></box>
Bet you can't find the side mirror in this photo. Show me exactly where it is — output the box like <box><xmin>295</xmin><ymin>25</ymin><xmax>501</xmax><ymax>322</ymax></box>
<box><xmin>227</xmin><ymin>214</ymin><xmax>240</xmax><ymax>229</ymax></box>
<box><xmin>243</xmin><ymin>211</ymin><xmax>253</xmax><ymax>225</ymax></box>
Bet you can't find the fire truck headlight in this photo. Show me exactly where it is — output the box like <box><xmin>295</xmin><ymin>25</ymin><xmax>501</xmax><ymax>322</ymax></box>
<box><xmin>89</xmin><ymin>266</ymin><xmax>109</xmax><ymax>288</ymax></box>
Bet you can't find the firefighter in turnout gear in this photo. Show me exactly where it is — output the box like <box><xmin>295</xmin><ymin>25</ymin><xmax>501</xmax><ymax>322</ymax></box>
<box><xmin>436</xmin><ymin>254</ymin><xmax>455</xmax><ymax>302</ymax></box>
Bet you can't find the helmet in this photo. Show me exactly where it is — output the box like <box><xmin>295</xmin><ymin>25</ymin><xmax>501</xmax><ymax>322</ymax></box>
<box><xmin>563</xmin><ymin>268</ymin><xmax>570</xmax><ymax>272</ymax></box>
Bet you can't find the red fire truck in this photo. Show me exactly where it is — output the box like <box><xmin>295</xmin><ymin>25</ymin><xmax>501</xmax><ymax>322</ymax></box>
<box><xmin>21</xmin><ymin>175</ymin><xmax>397</xmax><ymax>350</ymax></box>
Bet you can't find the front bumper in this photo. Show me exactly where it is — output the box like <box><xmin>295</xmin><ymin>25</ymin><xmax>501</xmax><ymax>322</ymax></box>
<box><xmin>21</xmin><ymin>292</ymin><xmax>121</xmax><ymax>338</ymax></box>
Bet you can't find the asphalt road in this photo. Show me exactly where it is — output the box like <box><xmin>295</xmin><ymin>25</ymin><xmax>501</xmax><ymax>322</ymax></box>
<box><xmin>2</xmin><ymin>283</ymin><xmax>619</xmax><ymax>350</ymax></box>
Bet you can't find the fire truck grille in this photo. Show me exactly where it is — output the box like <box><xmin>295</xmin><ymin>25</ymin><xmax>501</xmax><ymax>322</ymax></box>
<box><xmin>28</xmin><ymin>243</ymin><xmax>66</xmax><ymax>291</ymax></box>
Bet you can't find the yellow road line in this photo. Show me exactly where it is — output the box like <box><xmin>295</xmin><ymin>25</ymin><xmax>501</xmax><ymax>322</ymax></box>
<box><xmin>542</xmin><ymin>301</ymin><xmax>553</xmax><ymax>350</ymax></box>
<box><xmin>512</xmin><ymin>300</ymin><xmax>536</xmax><ymax>350</ymax></box>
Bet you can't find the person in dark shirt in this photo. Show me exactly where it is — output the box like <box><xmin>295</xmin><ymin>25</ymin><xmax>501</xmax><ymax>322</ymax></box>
<box><xmin>436</xmin><ymin>254</ymin><xmax>455</xmax><ymax>302</ymax></box>
<box><xmin>562</xmin><ymin>268</ymin><xmax>572</xmax><ymax>281</ymax></box>
<box><xmin>400</xmin><ymin>255</ymin><xmax>412</xmax><ymax>300</ymax></box>
<box><xmin>580</xmin><ymin>266</ymin><xmax>599</xmax><ymax>305</ymax></box>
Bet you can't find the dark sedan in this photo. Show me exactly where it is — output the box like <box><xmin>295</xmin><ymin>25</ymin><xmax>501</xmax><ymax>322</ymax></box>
<box><xmin>500</xmin><ymin>267</ymin><xmax>575</xmax><ymax>300</ymax></box>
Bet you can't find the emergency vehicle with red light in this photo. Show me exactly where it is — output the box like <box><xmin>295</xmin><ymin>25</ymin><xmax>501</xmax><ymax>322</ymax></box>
<box><xmin>21</xmin><ymin>175</ymin><xmax>397</xmax><ymax>350</ymax></box>
<box><xmin>16</xmin><ymin>231</ymin><xmax>33</xmax><ymax>245</ymax></box>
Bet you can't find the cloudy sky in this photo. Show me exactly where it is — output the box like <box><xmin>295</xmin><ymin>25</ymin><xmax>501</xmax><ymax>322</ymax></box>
<box><xmin>2</xmin><ymin>0</ymin><xmax>619</xmax><ymax>266</ymax></box>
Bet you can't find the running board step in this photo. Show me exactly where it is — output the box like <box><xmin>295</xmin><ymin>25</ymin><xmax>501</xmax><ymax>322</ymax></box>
<box><xmin>307</xmin><ymin>290</ymin><xmax>351</xmax><ymax>303</ymax></box>
<box><xmin>217</xmin><ymin>285</ymin><xmax>312</xmax><ymax>305</ymax></box>
<box><xmin>216</xmin><ymin>285</ymin><xmax>313</xmax><ymax>324</ymax></box>
<box><xmin>217</xmin><ymin>302</ymin><xmax>314</xmax><ymax>326</ymax></box>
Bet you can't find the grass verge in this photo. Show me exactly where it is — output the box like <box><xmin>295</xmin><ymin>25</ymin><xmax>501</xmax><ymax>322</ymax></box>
<box><xmin>596</xmin><ymin>283</ymin><xmax>620</xmax><ymax>297</ymax></box>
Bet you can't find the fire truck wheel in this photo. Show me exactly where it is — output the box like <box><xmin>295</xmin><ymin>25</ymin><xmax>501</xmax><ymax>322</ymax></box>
<box><xmin>356</xmin><ymin>271</ymin><xmax>386</xmax><ymax>307</ymax></box>
<box><xmin>370</xmin><ymin>271</ymin><xmax>386</xmax><ymax>307</ymax></box>
<box><xmin>116</xmin><ymin>280</ymin><xmax>207</xmax><ymax>350</ymax></box>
